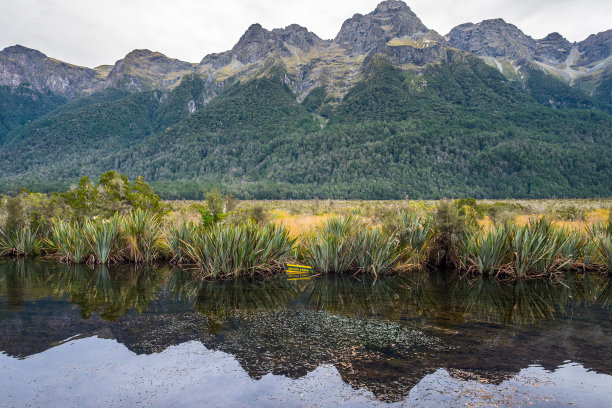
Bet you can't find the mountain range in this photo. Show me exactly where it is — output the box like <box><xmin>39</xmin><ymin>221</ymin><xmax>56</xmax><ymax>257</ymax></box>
<box><xmin>0</xmin><ymin>0</ymin><xmax>611</xmax><ymax>199</ymax></box>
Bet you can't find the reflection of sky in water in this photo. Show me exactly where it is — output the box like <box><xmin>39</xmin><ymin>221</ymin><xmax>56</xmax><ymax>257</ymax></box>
<box><xmin>1</xmin><ymin>337</ymin><xmax>610</xmax><ymax>408</ymax></box>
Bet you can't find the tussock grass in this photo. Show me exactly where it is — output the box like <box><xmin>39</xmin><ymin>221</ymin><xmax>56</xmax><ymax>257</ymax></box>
<box><xmin>302</xmin><ymin>217</ymin><xmax>402</xmax><ymax>276</ymax></box>
<box><xmin>183</xmin><ymin>221</ymin><xmax>295</xmax><ymax>279</ymax></box>
<box><xmin>48</xmin><ymin>220</ymin><xmax>89</xmax><ymax>263</ymax></box>
<box><xmin>0</xmin><ymin>226</ymin><xmax>43</xmax><ymax>257</ymax></box>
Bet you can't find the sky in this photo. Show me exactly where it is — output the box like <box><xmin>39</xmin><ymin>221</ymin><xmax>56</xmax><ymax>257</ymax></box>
<box><xmin>1</xmin><ymin>0</ymin><xmax>610</xmax><ymax>68</ymax></box>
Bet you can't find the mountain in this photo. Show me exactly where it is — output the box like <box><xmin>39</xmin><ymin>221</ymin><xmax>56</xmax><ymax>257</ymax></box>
<box><xmin>445</xmin><ymin>19</ymin><xmax>612</xmax><ymax>105</ymax></box>
<box><xmin>0</xmin><ymin>0</ymin><xmax>610</xmax><ymax>199</ymax></box>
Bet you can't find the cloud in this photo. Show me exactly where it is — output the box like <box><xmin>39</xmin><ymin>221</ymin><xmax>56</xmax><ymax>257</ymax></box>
<box><xmin>0</xmin><ymin>0</ymin><xmax>610</xmax><ymax>67</ymax></box>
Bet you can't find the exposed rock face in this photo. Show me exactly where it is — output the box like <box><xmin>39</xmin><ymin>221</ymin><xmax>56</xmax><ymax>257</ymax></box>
<box><xmin>578</xmin><ymin>30</ymin><xmax>612</xmax><ymax>66</ymax></box>
<box><xmin>201</xmin><ymin>23</ymin><xmax>328</xmax><ymax>68</ymax></box>
<box><xmin>535</xmin><ymin>32</ymin><xmax>573</xmax><ymax>64</ymax></box>
<box><xmin>105</xmin><ymin>49</ymin><xmax>196</xmax><ymax>91</ymax></box>
<box><xmin>446</xmin><ymin>19</ymin><xmax>536</xmax><ymax>60</ymax></box>
<box><xmin>1</xmin><ymin>0</ymin><xmax>610</xmax><ymax>102</ymax></box>
<box><xmin>0</xmin><ymin>45</ymin><xmax>104</xmax><ymax>97</ymax></box>
<box><xmin>334</xmin><ymin>0</ymin><xmax>429</xmax><ymax>55</ymax></box>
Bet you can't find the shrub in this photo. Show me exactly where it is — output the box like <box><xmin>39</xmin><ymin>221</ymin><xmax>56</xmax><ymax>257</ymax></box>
<box><xmin>302</xmin><ymin>217</ymin><xmax>402</xmax><ymax>276</ymax></box>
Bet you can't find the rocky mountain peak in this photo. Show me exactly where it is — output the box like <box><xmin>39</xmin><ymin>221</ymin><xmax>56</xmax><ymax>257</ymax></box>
<box><xmin>0</xmin><ymin>45</ymin><xmax>47</xmax><ymax>66</ymax></box>
<box><xmin>446</xmin><ymin>18</ymin><xmax>536</xmax><ymax>60</ymax></box>
<box><xmin>578</xmin><ymin>29</ymin><xmax>612</xmax><ymax>66</ymax></box>
<box><xmin>373</xmin><ymin>0</ymin><xmax>412</xmax><ymax>14</ymax></box>
<box><xmin>334</xmin><ymin>0</ymin><xmax>428</xmax><ymax>55</ymax></box>
<box><xmin>201</xmin><ymin>23</ymin><xmax>326</xmax><ymax>68</ymax></box>
<box><xmin>535</xmin><ymin>32</ymin><xmax>572</xmax><ymax>64</ymax></box>
<box><xmin>106</xmin><ymin>49</ymin><xmax>195</xmax><ymax>91</ymax></box>
<box><xmin>0</xmin><ymin>44</ymin><xmax>103</xmax><ymax>97</ymax></box>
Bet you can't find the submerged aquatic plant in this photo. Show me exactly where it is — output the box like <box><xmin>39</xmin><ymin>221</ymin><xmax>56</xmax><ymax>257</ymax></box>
<box><xmin>0</xmin><ymin>226</ymin><xmax>43</xmax><ymax>257</ymax></box>
<box><xmin>48</xmin><ymin>220</ymin><xmax>90</xmax><ymax>263</ymax></box>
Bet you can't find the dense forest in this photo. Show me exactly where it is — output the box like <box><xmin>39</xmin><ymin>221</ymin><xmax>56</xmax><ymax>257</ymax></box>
<box><xmin>0</xmin><ymin>57</ymin><xmax>610</xmax><ymax>199</ymax></box>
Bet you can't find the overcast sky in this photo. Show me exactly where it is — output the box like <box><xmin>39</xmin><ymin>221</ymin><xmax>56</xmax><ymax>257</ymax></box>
<box><xmin>1</xmin><ymin>0</ymin><xmax>610</xmax><ymax>68</ymax></box>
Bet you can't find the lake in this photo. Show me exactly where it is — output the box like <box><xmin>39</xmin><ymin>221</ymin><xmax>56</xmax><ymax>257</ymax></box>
<box><xmin>1</xmin><ymin>260</ymin><xmax>611</xmax><ymax>407</ymax></box>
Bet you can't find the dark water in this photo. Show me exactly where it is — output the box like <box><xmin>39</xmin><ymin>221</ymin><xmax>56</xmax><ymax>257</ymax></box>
<box><xmin>0</xmin><ymin>260</ymin><xmax>611</xmax><ymax>407</ymax></box>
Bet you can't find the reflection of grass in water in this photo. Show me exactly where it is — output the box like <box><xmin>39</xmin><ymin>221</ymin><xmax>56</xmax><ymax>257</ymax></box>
<box><xmin>448</xmin><ymin>273</ymin><xmax>612</xmax><ymax>325</ymax></box>
<box><xmin>47</xmin><ymin>263</ymin><xmax>169</xmax><ymax>321</ymax></box>
<box><xmin>1</xmin><ymin>260</ymin><xmax>611</xmax><ymax>326</ymax></box>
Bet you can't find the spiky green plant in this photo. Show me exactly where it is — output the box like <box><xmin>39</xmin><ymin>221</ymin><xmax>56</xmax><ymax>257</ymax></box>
<box><xmin>302</xmin><ymin>217</ymin><xmax>358</xmax><ymax>274</ymax></box>
<box><xmin>183</xmin><ymin>221</ymin><xmax>295</xmax><ymax>278</ymax></box>
<box><xmin>84</xmin><ymin>215</ymin><xmax>120</xmax><ymax>264</ymax></box>
<box><xmin>48</xmin><ymin>220</ymin><xmax>90</xmax><ymax>263</ymax></box>
<box><xmin>302</xmin><ymin>217</ymin><xmax>401</xmax><ymax>276</ymax></box>
<box><xmin>396</xmin><ymin>211</ymin><xmax>432</xmax><ymax>252</ymax></box>
<box><xmin>164</xmin><ymin>220</ymin><xmax>199</xmax><ymax>263</ymax></box>
<box><xmin>120</xmin><ymin>209</ymin><xmax>163</xmax><ymax>263</ymax></box>
<box><xmin>353</xmin><ymin>228</ymin><xmax>402</xmax><ymax>276</ymax></box>
<box><xmin>596</xmin><ymin>236</ymin><xmax>612</xmax><ymax>271</ymax></box>
<box><xmin>461</xmin><ymin>224</ymin><xmax>513</xmax><ymax>275</ymax></box>
<box><xmin>511</xmin><ymin>220</ymin><xmax>571</xmax><ymax>278</ymax></box>
<box><xmin>0</xmin><ymin>226</ymin><xmax>43</xmax><ymax>257</ymax></box>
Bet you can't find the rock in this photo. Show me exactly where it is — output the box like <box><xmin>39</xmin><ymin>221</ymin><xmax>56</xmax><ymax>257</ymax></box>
<box><xmin>334</xmin><ymin>0</ymin><xmax>429</xmax><ymax>55</ymax></box>
<box><xmin>535</xmin><ymin>32</ymin><xmax>573</xmax><ymax>64</ymax></box>
<box><xmin>0</xmin><ymin>45</ymin><xmax>104</xmax><ymax>98</ymax></box>
<box><xmin>105</xmin><ymin>49</ymin><xmax>196</xmax><ymax>91</ymax></box>
<box><xmin>578</xmin><ymin>30</ymin><xmax>612</xmax><ymax>66</ymax></box>
<box><xmin>446</xmin><ymin>19</ymin><xmax>536</xmax><ymax>60</ymax></box>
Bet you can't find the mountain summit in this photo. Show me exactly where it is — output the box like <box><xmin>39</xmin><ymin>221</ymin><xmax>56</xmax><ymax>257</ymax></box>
<box><xmin>334</xmin><ymin>0</ymin><xmax>429</xmax><ymax>54</ymax></box>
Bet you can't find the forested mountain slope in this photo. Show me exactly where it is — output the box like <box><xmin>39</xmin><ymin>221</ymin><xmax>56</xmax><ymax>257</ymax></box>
<box><xmin>0</xmin><ymin>0</ymin><xmax>610</xmax><ymax>198</ymax></box>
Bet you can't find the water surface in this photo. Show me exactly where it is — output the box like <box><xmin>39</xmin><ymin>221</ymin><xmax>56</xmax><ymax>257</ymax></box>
<box><xmin>1</xmin><ymin>260</ymin><xmax>611</xmax><ymax>407</ymax></box>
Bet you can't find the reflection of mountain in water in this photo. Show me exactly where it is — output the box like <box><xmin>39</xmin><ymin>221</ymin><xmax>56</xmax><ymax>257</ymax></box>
<box><xmin>0</xmin><ymin>260</ymin><xmax>610</xmax><ymax>402</ymax></box>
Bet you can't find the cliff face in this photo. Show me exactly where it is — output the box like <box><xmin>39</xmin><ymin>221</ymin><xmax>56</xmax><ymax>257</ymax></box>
<box><xmin>0</xmin><ymin>45</ymin><xmax>104</xmax><ymax>97</ymax></box>
<box><xmin>577</xmin><ymin>30</ymin><xmax>612</xmax><ymax>66</ymax></box>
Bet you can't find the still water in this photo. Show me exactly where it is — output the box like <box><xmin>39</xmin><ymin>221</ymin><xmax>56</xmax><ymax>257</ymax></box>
<box><xmin>0</xmin><ymin>260</ymin><xmax>611</xmax><ymax>407</ymax></box>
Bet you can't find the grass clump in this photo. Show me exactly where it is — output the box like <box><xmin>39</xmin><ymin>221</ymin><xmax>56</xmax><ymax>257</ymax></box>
<box><xmin>183</xmin><ymin>221</ymin><xmax>295</xmax><ymax>278</ymax></box>
<box><xmin>302</xmin><ymin>217</ymin><xmax>402</xmax><ymax>276</ymax></box>
<box><xmin>48</xmin><ymin>220</ymin><xmax>89</xmax><ymax>263</ymax></box>
<box><xmin>84</xmin><ymin>215</ymin><xmax>121</xmax><ymax>264</ymax></box>
<box><xmin>120</xmin><ymin>209</ymin><xmax>163</xmax><ymax>263</ymax></box>
<box><xmin>0</xmin><ymin>226</ymin><xmax>43</xmax><ymax>257</ymax></box>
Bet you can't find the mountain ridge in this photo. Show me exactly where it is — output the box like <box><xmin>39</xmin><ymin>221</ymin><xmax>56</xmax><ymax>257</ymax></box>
<box><xmin>0</xmin><ymin>0</ymin><xmax>610</xmax><ymax>199</ymax></box>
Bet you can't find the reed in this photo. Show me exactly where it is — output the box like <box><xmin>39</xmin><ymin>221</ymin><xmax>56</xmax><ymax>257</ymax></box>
<box><xmin>120</xmin><ymin>209</ymin><xmax>163</xmax><ymax>263</ymax></box>
<box><xmin>183</xmin><ymin>221</ymin><xmax>295</xmax><ymax>278</ymax></box>
<box><xmin>0</xmin><ymin>226</ymin><xmax>43</xmax><ymax>257</ymax></box>
<box><xmin>353</xmin><ymin>228</ymin><xmax>403</xmax><ymax>276</ymax></box>
<box><xmin>395</xmin><ymin>211</ymin><xmax>432</xmax><ymax>253</ymax></box>
<box><xmin>302</xmin><ymin>217</ymin><xmax>358</xmax><ymax>274</ymax></box>
<box><xmin>48</xmin><ymin>220</ymin><xmax>90</xmax><ymax>263</ymax></box>
<box><xmin>84</xmin><ymin>215</ymin><xmax>120</xmax><ymax>264</ymax></box>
